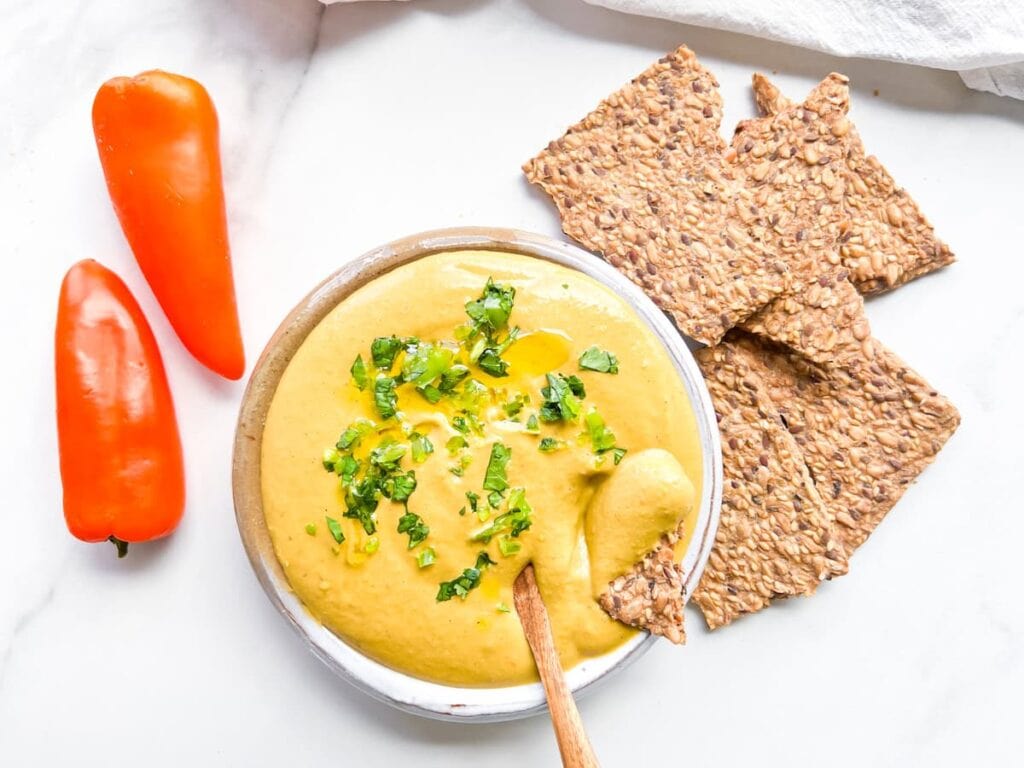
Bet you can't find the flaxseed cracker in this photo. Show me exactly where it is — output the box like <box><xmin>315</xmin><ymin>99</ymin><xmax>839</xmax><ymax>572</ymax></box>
<box><xmin>691</xmin><ymin>342</ymin><xmax>848</xmax><ymax>630</ymax></box>
<box><xmin>752</xmin><ymin>74</ymin><xmax>955</xmax><ymax>294</ymax></box>
<box><xmin>523</xmin><ymin>46</ymin><xmax>793</xmax><ymax>346</ymax></box>
<box><xmin>729</xmin><ymin>74</ymin><xmax>872</xmax><ymax>363</ymax></box>
<box><xmin>725</xmin><ymin>331</ymin><xmax>961</xmax><ymax>552</ymax></box>
<box><xmin>600</xmin><ymin>533</ymin><xmax>687</xmax><ymax>644</ymax></box>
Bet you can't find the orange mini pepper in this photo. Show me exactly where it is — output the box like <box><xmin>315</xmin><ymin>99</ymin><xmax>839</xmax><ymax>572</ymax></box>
<box><xmin>56</xmin><ymin>260</ymin><xmax>185</xmax><ymax>556</ymax></box>
<box><xmin>92</xmin><ymin>70</ymin><xmax>245</xmax><ymax>380</ymax></box>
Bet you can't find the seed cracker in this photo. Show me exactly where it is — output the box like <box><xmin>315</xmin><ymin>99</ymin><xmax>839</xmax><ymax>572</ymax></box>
<box><xmin>523</xmin><ymin>46</ymin><xmax>793</xmax><ymax>346</ymax></box>
<box><xmin>691</xmin><ymin>342</ymin><xmax>848</xmax><ymax>630</ymax></box>
<box><xmin>600</xmin><ymin>533</ymin><xmax>687</xmax><ymax>644</ymax></box>
<box><xmin>724</xmin><ymin>331</ymin><xmax>961</xmax><ymax>552</ymax></box>
<box><xmin>752</xmin><ymin>74</ymin><xmax>955</xmax><ymax>293</ymax></box>
<box><xmin>729</xmin><ymin>74</ymin><xmax>872</xmax><ymax>363</ymax></box>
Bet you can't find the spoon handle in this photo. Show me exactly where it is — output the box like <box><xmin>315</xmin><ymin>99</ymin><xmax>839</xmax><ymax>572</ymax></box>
<box><xmin>514</xmin><ymin>565</ymin><xmax>601</xmax><ymax>768</ymax></box>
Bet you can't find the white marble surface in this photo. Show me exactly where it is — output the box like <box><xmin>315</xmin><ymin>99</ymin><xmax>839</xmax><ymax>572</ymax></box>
<box><xmin>2</xmin><ymin>1</ymin><xmax>1022</xmax><ymax>765</ymax></box>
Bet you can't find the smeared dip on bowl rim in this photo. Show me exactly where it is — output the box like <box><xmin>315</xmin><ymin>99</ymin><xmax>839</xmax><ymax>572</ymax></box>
<box><xmin>260</xmin><ymin>249</ymin><xmax>703</xmax><ymax>686</ymax></box>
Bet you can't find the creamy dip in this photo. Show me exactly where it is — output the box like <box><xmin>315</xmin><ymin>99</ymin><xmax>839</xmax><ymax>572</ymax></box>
<box><xmin>261</xmin><ymin>250</ymin><xmax>702</xmax><ymax>686</ymax></box>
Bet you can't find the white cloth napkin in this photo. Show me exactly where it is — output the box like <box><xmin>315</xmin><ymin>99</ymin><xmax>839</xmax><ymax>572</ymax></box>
<box><xmin>585</xmin><ymin>0</ymin><xmax>1024</xmax><ymax>99</ymax></box>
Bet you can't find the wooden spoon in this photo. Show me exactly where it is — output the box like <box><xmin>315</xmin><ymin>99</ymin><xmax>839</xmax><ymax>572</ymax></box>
<box><xmin>513</xmin><ymin>564</ymin><xmax>601</xmax><ymax>768</ymax></box>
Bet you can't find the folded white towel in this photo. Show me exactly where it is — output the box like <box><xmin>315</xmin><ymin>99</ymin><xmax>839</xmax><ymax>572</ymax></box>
<box><xmin>586</xmin><ymin>0</ymin><xmax>1024</xmax><ymax>99</ymax></box>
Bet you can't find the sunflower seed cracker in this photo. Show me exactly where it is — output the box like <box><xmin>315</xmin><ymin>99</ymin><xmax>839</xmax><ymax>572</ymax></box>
<box><xmin>726</xmin><ymin>332</ymin><xmax>961</xmax><ymax>552</ymax></box>
<box><xmin>752</xmin><ymin>74</ymin><xmax>955</xmax><ymax>293</ymax></box>
<box><xmin>523</xmin><ymin>46</ymin><xmax>793</xmax><ymax>346</ymax></box>
<box><xmin>600</xmin><ymin>534</ymin><xmax>687</xmax><ymax>643</ymax></box>
<box><xmin>729</xmin><ymin>74</ymin><xmax>871</xmax><ymax>363</ymax></box>
<box><xmin>691</xmin><ymin>342</ymin><xmax>848</xmax><ymax>629</ymax></box>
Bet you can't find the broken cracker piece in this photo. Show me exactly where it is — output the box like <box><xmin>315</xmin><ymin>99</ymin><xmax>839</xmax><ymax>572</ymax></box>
<box><xmin>524</xmin><ymin>46</ymin><xmax>792</xmax><ymax>346</ymax></box>
<box><xmin>752</xmin><ymin>73</ymin><xmax>955</xmax><ymax>293</ymax></box>
<box><xmin>692</xmin><ymin>342</ymin><xmax>848</xmax><ymax>630</ymax></box>
<box><xmin>730</xmin><ymin>73</ymin><xmax>871</xmax><ymax>364</ymax></box>
<box><xmin>600</xmin><ymin>533</ymin><xmax>687</xmax><ymax>644</ymax></box>
<box><xmin>726</xmin><ymin>332</ymin><xmax>961</xmax><ymax>552</ymax></box>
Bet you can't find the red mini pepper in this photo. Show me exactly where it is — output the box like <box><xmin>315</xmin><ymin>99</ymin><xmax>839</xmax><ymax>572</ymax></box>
<box><xmin>56</xmin><ymin>260</ymin><xmax>186</xmax><ymax>556</ymax></box>
<box><xmin>92</xmin><ymin>70</ymin><xmax>245</xmax><ymax>380</ymax></box>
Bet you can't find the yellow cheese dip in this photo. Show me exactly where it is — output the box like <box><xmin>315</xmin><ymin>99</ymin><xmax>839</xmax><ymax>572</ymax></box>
<box><xmin>261</xmin><ymin>250</ymin><xmax>702</xmax><ymax>686</ymax></box>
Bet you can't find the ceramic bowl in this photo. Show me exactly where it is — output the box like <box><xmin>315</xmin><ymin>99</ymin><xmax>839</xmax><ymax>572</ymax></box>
<box><xmin>232</xmin><ymin>227</ymin><xmax>722</xmax><ymax>722</ymax></box>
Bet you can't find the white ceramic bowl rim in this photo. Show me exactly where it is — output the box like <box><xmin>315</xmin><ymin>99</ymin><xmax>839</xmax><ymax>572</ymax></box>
<box><xmin>232</xmin><ymin>227</ymin><xmax>722</xmax><ymax>722</ymax></box>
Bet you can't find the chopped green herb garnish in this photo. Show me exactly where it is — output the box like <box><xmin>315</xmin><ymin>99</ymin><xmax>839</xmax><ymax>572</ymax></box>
<box><xmin>343</xmin><ymin>477</ymin><xmax>379</xmax><ymax>534</ymax></box>
<box><xmin>497</xmin><ymin>602</ymin><xmax>511</xmax><ymax>613</ymax></box>
<box><xmin>465</xmin><ymin>279</ymin><xmax>515</xmax><ymax>335</ymax></box>
<box><xmin>502</xmin><ymin>393</ymin><xmax>528</xmax><ymax>420</ymax></box>
<box><xmin>364</xmin><ymin>536</ymin><xmax>380</xmax><ymax>554</ymax></box>
<box><xmin>325</xmin><ymin>516</ymin><xmax>345</xmax><ymax>544</ymax></box>
<box><xmin>584</xmin><ymin>408</ymin><xmax>626</xmax><ymax>462</ymax></box>
<box><xmin>477</xmin><ymin>348</ymin><xmax>510</xmax><ymax>378</ymax></box>
<box><xmin>476</xmin><ymin>552</ymin><xmax>497</xmax><ymax>569</ymax></box>
<box><xmin>370</xmin><ymin>336</ymin><xmax>406</xmax><ymax>369</ymax></box>
<box><xmin>538</xmin><ymin>437</ymin><xmax>563</xmax><ymax>453</ymax></box>
<box><xmin>578</xmin><ymin>346</ymin><xmax>619</xmax><ymax>374</ymax></box>
<box><xmin>397</xmin><ymin>511</ymin><xmax>429</xmax><ymax>549</ymax></box>
<box><xmin>350</xmin><ymin>354</ymin><xmax>369</xmax><ymax>389</ymax></box>
<box><xmin>373</xmin><ymin>376</ymin><xmax>399</xmax><ymax>420</ymax></box>
<box><xmin>482</xmin><ymin>442</ymin><xmax>511</xmax><ymax>493</ymax></box>
<box><xmin>446</xmin><ymin>435</ymin><xmax>468</xmax><ymax>453</ymax></box>
<box><xmin>383</xmin><ymin>470</ymin><xmax>416</xmax><ymax>503</ymax></box>
<box><xmin>337</xmin><ymin>455</ymin><xmax>360</xmax><ymax>484</ymax></box>
<box><xmin>436</xmin><ymin>551</ymin><xmax>495</xmax><ymax>602</ymax></box>
<box><xmin>472</xmin><ymin>488</ymin><xmax>533</xmax><ymax>543</ymax></box>
<box><xmin>498</xmin><ymin>535</ymin><xmax>522</xmax><ymax>557</ymax></box>
<box><xmin>525</xmin><ymin>414</ymin><xmax>539</xmax><ymax>433</ymax></box>
<box><xmin>336</xmin><ymin>419</ymin><xmax>374</xmax><ymax>451</ymax></box>
<box><xmin>487</xmin><ymin>490</ymin><xmax>504</xmax><ymax>509</ymax></box>
<box><xmin>466</xmin><ymin>491</ymin><xmax>480</xmax><ymax>514</ymax></box>
<box><xmin>410</xmin><ymin>433</ymin><xmax>434</xmax><ymax>463</ymax></box>
<box><xmin>305</xmin><ymin>523</ymin><xmax>317</xmax><ymax>536</ymax></box>
<box><xmin>369</xmin><ymin>440</ymin><xmax>406</xmax><ymax>471</ymax></box>
<box><xmin>417</xmin><ymin>384</ymin><xmax>442</xmax><ymax>404</ymax></box>
<box><xmin>539</xmin><ymin>373</ymin><xmax>585</xmax><ymax>422</ymax></box>
<box><xmin>452</xmin><ymin>415</ymin><xmax>470</xmax><ymax>434</ymax></box>
<box><xmin>416</xmin><ymin>547</ymin><xmax>437</xmax><ymax>568</ymax></box>
<box><xmin>322</xmin><ymin>447</ymin><xmax>342</xmax><ymax>471</ymax></box>
<box><xmin>439</xmin><ymin>364</ymin><xmax>470</xmax><ymax>393</ymax></box>
<box><xmin>401</xmin><ymin>341</ymin><xmax>454</xmax><ymax>387</ymax></box>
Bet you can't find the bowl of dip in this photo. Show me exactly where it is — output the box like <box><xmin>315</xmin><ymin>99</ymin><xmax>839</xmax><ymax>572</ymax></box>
<box><xmin>232</xmin><ymin>227</ymin><xmax>722</xmax><ymax>721</ymax></box>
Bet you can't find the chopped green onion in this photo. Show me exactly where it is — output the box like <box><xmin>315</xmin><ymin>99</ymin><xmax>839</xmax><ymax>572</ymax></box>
<box><xmin>325</xmin><ymin>516</ymin><xmax>345</xmax><ymax>544</ymax></box>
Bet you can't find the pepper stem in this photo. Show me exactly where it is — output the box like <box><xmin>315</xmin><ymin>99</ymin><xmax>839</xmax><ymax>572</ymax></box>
<box><xmin>108</xmin><ymin>536</ymin><xmax>129</xmax><ymax>558</ymax></box>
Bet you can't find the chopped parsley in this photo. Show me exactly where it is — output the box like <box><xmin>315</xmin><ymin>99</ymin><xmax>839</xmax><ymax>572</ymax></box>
<box><xmin>584</xmin><ymin>408</ymin><xmax>628</xmax><ymax>464</ymax></box>
<box><xmin>373</xmin><ymin>376</ymin><xmax>399</xmax><ymax>420</ymax></box>
<box><xmin>483</xmin><ymin>442</ymin><xmax>512</xmax><ymax>494</ymax></box>
<box><xmin>336</xmin><ymin>419</ymin><xmax>374</xmax><ymax>451</ymax></box>
<box><xmin>416</xmin><ymin>547</ymin><xmax>436</xmax><ymax>568</ymax></box>
<box><xmin>382</xmin><ymin>470</ymin><xmax>416</xmax><ymax>503</ymax></box>
<box><xmin>525</xmin><ymin>414</ymin><xmax>540</xmax><ymax>433</ymax></box>
<box><xmin>370</xmin><ymin>335</ymin><xmax>406</xmax><ymax>369</ymax></box>
<box><xmin>305</xmin><ymin>523</ymin><xmax>317</xmax><ymax>536</ymax></box>
<box><xmin>350</xmin><ymin>354</ymin><xmax>369</xmax><ymax>390</ymax></box>
<box><xmin>472</xmin><ymin>488</ymin><xmax>533</xmax><ymax>543</ymax></box>
<box><xmin>498</xmin><ymin>535</ymin><xmax>522</xmax><ymax>557</ymax></box>
<box><xmin>502</xmin><ymin>393</ymin><xmax>528</xmax><ymax>420</ymax></box>
<box><xmin>436</xmin><ymin>551</ymin><xmax>496</xmax><ymax>602</ymax></box>
<box><xmin>462</xmin><ymin>279</ymin><xmax>519</xmax><ymax>379</ymax></box>
<box><xmin>538</xmin><ymin>437</ymin><xmax>564</xmax><ymax>453</ymax></box>
<box><xmin>539</xmin><ymin>373</ymin><xmax>585</xmax><ymax>422</ymax></box>
<box><xmin>397</xmin><ymin>511</ymin><xmax>430</xmax><ymax>549</ymax></box>
<box><xmin>410</xmin><ymin>433</ymin><xmax>433</xmax><ymax>463</ymax></box>
<box><xmin>325</xmin><ymin>516</ymin><xmax>345</xmax><ymax>544</ymax></box>
<box><xmin>446</xmin><ymin>434</ymin><xmax>468</xmax><ymax>453</ymax></box>
<box><xmin>578</xmin><ymin>346</ymin><xmax>619</xmax><ymax>374</ymax></box>
<box><xmin>465</xmin><ymin>491</ymin><xmax>480</xmax><ymax>515</ymax></box>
